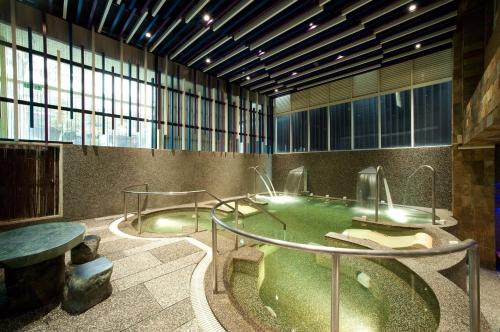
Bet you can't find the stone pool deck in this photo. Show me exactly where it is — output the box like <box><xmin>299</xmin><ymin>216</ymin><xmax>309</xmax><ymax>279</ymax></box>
<box><xmin>0</xmin><ymin>214</ymin><xmax>499</xmax><ymax>332</ymax></box>
<box><xmin>0</xmin><ymin>215</ymin><xmax>207</xmax><ymax>332</ymax></box>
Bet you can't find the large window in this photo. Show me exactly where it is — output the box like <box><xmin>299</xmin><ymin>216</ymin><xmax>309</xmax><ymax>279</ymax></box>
<box><xmin>291</xmin><ymin>111</ymin><xmax>308</xmax><ymax>152</ymax></box>
<box><xmin>309</xmin><ymin>107</ymin><xmax>327</xmax><ymax>151</ymax></box>
<box><xmin>414</xmin><ymin>81</ymin><xmax>452</xmax><ymax>146</ymax></box>
<box><xmin>276</xmin><ymin>114</ymin><xmax>290</xmax><ymax>152</ymax></box>
<box><xmin>381</xmin><ymin>90</ymin><xmax>411</xmax><ymax>148</ymax></box>
<box><xmin>330</xmin><ymin>102</ymin><xmax>351</xmax><ymax>150</ymax></box>
<box><xmin>353</xmin><ymin>96</ymin><xmax>378</xmax><ymax>149</ymax></box>
<box><xmin>0</xmin><ymin>22</ymin><xmax>271</xmax><ymax>154</ymax></box>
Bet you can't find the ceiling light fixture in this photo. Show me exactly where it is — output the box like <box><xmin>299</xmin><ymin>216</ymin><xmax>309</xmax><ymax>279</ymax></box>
<box><xmin>337</xmin><ymin>54</ymin><xmax>344</xmax><ymax>59</ymax></box>
<box><xmin>291</xmin><ymin>71</ymin><xmax>298</xmax><ymax>76</ymax></box>
<box><xmin>415</xmin><ymin>43</ymin><xmax>421</xmax><ymax>49</ymax></box>
<box><xmin>258</xmin><ymin>50</ymin><xmax>265</xmax><ymax>56</ymax></box>
<box><xmin>203</xmin><ymin>14</ymin><xmax>211</xmax><ymax>22</ymax></box>
<box><xmin>308</xmin><ymin>22</ymin><xmax>318</xmax><ymax>30</ymax></box>
<box><xmin>246</xmin><ymin>76</ymin><xmax>251</xmax><ymax>80</ymax></box>
<box><xmin>205</xmin><ymin>58</ymin><xmax>211</xmax><ymax>63</ymax></box>
<box><xmin>145</xmin><ymin>32</ymin><xmax>151</xmax><ymax>38</ymax></box>
<box><xmin>274</xmin><ymin>88</ymin><xmax>279</xmax><ymax>92</ymax></box>
<box><xmin>408</xmin><ymin>4</ymin><xmax>417</xmax><ymax>12</ymax></box>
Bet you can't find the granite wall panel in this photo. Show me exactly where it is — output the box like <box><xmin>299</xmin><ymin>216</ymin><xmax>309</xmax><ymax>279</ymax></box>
<box><xmin>272</xmin><ymin>147</ymin><xmax>452</xmax><ymax>209</ymax></box>
<box><xmin>62</xmin><ymin>145</ymin><xmax>271</xmax><ymax>219</ymax></box>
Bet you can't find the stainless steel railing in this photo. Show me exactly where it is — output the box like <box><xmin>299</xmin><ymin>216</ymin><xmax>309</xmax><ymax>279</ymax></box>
<box><xmin>210</xmin><ymin>197</ymin><xmax>480</xmax><ymax>332</ymax></box>
<box><xmin>403</xmin><ymin>165</ymin><xmax>437</xmax><ymax>225</ymax></box>
<box><xmin>122</xmin><ymin>188</ymin><xmax>269</xmax><ymax>234</ymax></box>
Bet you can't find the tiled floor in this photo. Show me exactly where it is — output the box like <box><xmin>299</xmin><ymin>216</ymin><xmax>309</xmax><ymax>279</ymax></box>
<box><xmin>0</xmin><ymin>217</ymin><xmax>206</xmax><ymax>332</ymax></box>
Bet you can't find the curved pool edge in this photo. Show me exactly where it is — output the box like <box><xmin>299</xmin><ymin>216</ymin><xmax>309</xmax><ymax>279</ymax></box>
<box><xmin>108</xmin><ymin>216</ymin><xmax>225</xmax><ymax>332</ymax></box>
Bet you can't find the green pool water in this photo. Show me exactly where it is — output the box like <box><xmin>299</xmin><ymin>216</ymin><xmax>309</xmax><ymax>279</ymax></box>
<box><xmin>138</xmin><ymin>196</ymin><xmax>440</xmax><ymax>331</ymax></box>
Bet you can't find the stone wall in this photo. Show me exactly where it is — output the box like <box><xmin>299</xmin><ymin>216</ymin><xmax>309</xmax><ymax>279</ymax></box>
<box><xmin>272</xmin><ymin>147</ymin><xmax>452</xmax><ymax>209</ymax></box>
<box><xmin>452</xmin><ymin>0</ymin><xmax>497</xmax><ymax>268</ymax></box>
<box><xmin>62</xmin><ymin>145</ymin><xmax>271</xmax><ymax>219</ymax></box>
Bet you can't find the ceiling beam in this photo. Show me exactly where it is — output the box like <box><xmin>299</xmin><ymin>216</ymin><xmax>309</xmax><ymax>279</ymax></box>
<box><xmin>230</xmin><ymin>64</ymin><xmax>266</xmax><ymax>82</ymax></box>
<box><xmin>212</xmin><ymin>0</ymin><xmax>254</xmax><ymax>32</ymax></box>
<box><xmin>170</xmin><ymin>27</ymin><xmax>211</xmax><ymax>59</ymax></box>
<box><xmin>240</xmin><ymin>73</ymin><xmax>269</xmax><ymax>86</ymax></box>
<box><xmin>185</xmin><ymin>0</ymin><xmax>211</xmax><ymax>23</ymax></box>
<box><xmin>382</xmin><ymin>39</ymin><xmax>452</xmax><ymax>63</ymax></box>
<box><xmin>249</xmin><ymin>6</ymin><xmax>324</xmax><ymax>50</ymax></box>
<box><xmin>203</xmin><ymin>46</ymin><xmax>248</xmax><ymax>71</ymax></box>
<box><xmin>383</xmin><ymin>26</ymin><xmax>455</xmax><ymax>53</ymax></box>
<box><xmin>287</xmin><ymin>55</ymin><xmax>383</xmax><ymax>87</ymax></box>
<box><xmin>150</xmin><ymin>18</ymin><xmax>182</xmax><ymax>52</ymax></box>
<box><xmin>266</xmin><ymin>25</ymin><xmax>364</xmax><ymax>70</ymax></box>
<box><xmin>126</xmin><ymin>10</ymin><xmax>148</xmax><ymax>43</ymax></box>
<box><xmin>152</xmin><ymin>0</ymin><xmax>167</xmax><ymax>17</ymax></box>
<box><xmin>62</xmin><ymin>0</ymin><xmax>68</xmax><ymax>20</ymax></box>
<box><xmin>362</xmin><ymin>0</ymin><xmax>413</xmax><ymax>25</ymax></box>
<box><xmin>260</xmin><ymin>15</ymin><xmax>346</xmax><ymax>60</ymax></box>
<box><xmin>233</xmin><ymin>0</ymin><xmax>298</xmax><ymax>41</ymax></box>
<box><xmin>381</xmin><ymin>11</ymin><xmax>457</xmax><ymax>44</ymax></box>
<box><xmin>217</xmin><ymin>55</ymin><xmax>260</xmax><ymax>77</ymax></box>
<box><xmin>269</xmin><ymin>35</ymin><xmax>375</xmax><ymax>78</ymax></box>
<box><xmin>278</xmin><ymin>45</ymin><xmax>381</xmax><ymax>83</ymax></box>
<box><xmin>250</xmin><ymin>80</ymin><xmax>277</xmax><ymax>91</ymax></box>
<box><xmin>97</xmin><ymin>0</ymin><xmax>113</xmax><ymax>33</ymax></box>
<box><xmin>374</xmin><ymin>0</ymin><xmax>454</xmax><ymax>34</ymax></box>
<box><xmin>342</xmin><ymin>0</ymin><xmax>372</xmax><ymax>15</ymax></box>
<box><xmin>296</xmin><ymin>64</ymin><xmax>381</xmax><ymax>91</ymax></box>
<box><xmin>186</xmin><ymin>36</ymin><xmax>233</xmax><ymax>66</ymax></box>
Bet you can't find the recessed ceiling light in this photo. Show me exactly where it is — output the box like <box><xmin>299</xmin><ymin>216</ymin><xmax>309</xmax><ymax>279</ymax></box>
<box><xmin>291</xmin><ymin>71</ymin><xmax>298</xmax><ymax>76</ymax></box>
<box><xmin>336</xmin><ymin>54</ymin><xmax>344</xmax><ymax>60</ymax></box>
<box><xmin>207</xmin><ymin>18</ymin><xmax>214</xmax><ymax>24</ymax></box>
<box><xmin>258</xmin><ymin>50</ymin><xmax>265</xmax><ymax>56</ymax></box>
<box><xmin>274</xmin><ymin>88</ymin><xmax>279</xmax><ymax>93</ymax></box>
<box><xmin>205</xmin><ymin>58</ymin><xmax>211</xmax><ymax>63</ymax></box>
<box><xmin>415</xmin><ymin>43</ymin><xmax>421</xmax><ymax>49</ymax></box>
<box><xmin>308</xmin><ymin>22</ymin><xmax>318</xmax><ymax>30</ymax></box>
<box><xmin>203</xmin><ymin>14</ymin><xmax>211</xmax><ymax>22</ymax></box>
<box><xmin>246</xmin><ymin>75</ymin><xmax>251</xmax><ymax>80</ymax></box>
<box><xmin>408</xmin><ymin>4</ymin><xmax>417</xmax><ymax>12</ymax></box>
<box><xmin>145</xmin><ymin>32</ymin><xmax>152</xmax><ymax>38</ymax></box>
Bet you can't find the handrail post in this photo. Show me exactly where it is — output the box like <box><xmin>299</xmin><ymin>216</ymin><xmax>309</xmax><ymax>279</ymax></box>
<box><xmin>195</xmin><ymin>193</ymin><xmax>199</xmax><ymax>232</ymax></box>
<box><xmin>123</xmin><ymin>192</ymin><xmax>127</xmax><ymax>221</ymax></box>
<box><xmin>212</xmin><ymin>217</ymin><xmax>218</xmax><ymax>293</ymax></box>
<box><xmin>331</xmin><ymin>254</ymin><xmax>340</xmax><ymax>332</ymax></box>
<box><xmin>431</xmin><ymin>169</ymin><xmax>436</xmax><ymax>225</ymax></box>
<box><xmin>234</xmin><ymin>200</ymin><xmax>239</xmax><ymax>250</ymax></box>
<box><xmin>375</xmin><ymin>168</ymin><xmax>380</xmax><ymax>222</ymax></box>
<box><xmin>467</xmin><ymin>244</ymin><xmax>480</xmax><ymax>332</ymax></box>
<box><xmin>137</xmin><ymin>194</ymin><xmax>142</xmax><ymax>234</ymax></box>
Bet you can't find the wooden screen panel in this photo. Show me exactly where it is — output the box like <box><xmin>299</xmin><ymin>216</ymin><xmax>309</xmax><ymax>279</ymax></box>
<box><xmin>0</xmin><ymin>144</ymin><xmax>59</xmax><ymax>221</ymax></box>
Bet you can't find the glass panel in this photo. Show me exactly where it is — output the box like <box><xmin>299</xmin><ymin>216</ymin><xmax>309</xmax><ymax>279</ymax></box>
<box><xmin>291</xmin><ymin>111</ymin><xmax>308</xmax><ymax>152</ymax></box>
<box><xmin>309</xmin><ymin>107</ymin><xmax>327</xmax><ymax>151</ymax></box>
<box><xmin>414</xmin><ymin>81</ymin><xmax>452</xmax><ymax>146</ymax></box>
<box><xmin>353</xmin><ymin>96</ymin><xmax>378</xmax><ymax>149</ymax></box>
<box><xmin>330</xmin><ymin>102</ymin><xmax>351</xmax><ymax>150</ymax></box>
<box><xmin>276</xmin><ymin>114</ymin><xmax>290</xmax><ymax>153</ymax></box>
<box><xmin>381</xmin><ymin>90</ymin><xmax>411</xmax><ymax>148</ymax></box>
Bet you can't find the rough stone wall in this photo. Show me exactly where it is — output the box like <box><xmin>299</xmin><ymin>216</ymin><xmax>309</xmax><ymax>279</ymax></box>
<box><xmin>272</xmin><ymin>147</ymin><xmax>452</xmax><ymax>209</ymax></box>
<box><xmin>62</xmin><ymin>145</ymin><xmax>271</xmax><ymax>219</ymax></box>
<box><xmin>452</xmin><ymin>0</ymin><xmax>497</xmax><ymax>269</ymax></box>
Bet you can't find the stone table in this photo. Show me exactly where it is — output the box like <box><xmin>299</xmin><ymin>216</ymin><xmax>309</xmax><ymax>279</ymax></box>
<box><xmin>0</xmin><ymin>222</ymin><xmax>85</xmax><ymax>312</ymax></box>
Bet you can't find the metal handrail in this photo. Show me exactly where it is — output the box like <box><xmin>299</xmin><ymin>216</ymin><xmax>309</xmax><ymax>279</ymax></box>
<box><xmin>403</xmin><ymin>165</ymin><xmax>437</xmax><ymax>225</ymax></box>
<box><xmin>122</xmin><ymin>188</ymin><xmax>241</xmax><ymax>234</ymax></box>
<box><xmin>210</xmin><ymin>197</ymin><xmax>480</xmax><ymax>332</ymax></box>
<box><xmin>242</xmin><ymin>197</ymin><xmax>286</xmax><ymax>231</ymax></box>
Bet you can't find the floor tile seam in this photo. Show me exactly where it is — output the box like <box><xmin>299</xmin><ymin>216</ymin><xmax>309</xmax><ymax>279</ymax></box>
<box><xmin>118</xmin><ymin>298</ymin><xmax>195</xmax><ymax>332</ymax></box>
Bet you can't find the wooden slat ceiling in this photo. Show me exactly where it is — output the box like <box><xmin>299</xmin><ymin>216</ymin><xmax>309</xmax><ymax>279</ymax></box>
<box><xmin>24</xmin><ymin>0</ymin><xmax>457</xmax><ymax>97</ymax></box>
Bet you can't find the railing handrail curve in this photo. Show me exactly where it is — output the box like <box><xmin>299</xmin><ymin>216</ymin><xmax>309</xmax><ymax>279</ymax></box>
<box><xmin>210</xmin><ymin>197</ymin><xmax>475</xmax><ymax>258</ymax></box>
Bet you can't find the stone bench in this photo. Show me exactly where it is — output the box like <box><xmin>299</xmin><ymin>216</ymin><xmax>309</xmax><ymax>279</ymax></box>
<box><xmin>62</xmin><ymin>257</ymin><xmax>113</xmax><ymax>314</ymax></box>
<box><xmin>71</xmin><ymin>235</ymin><xmax>101</xmax><ymax>265</ymax></box>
